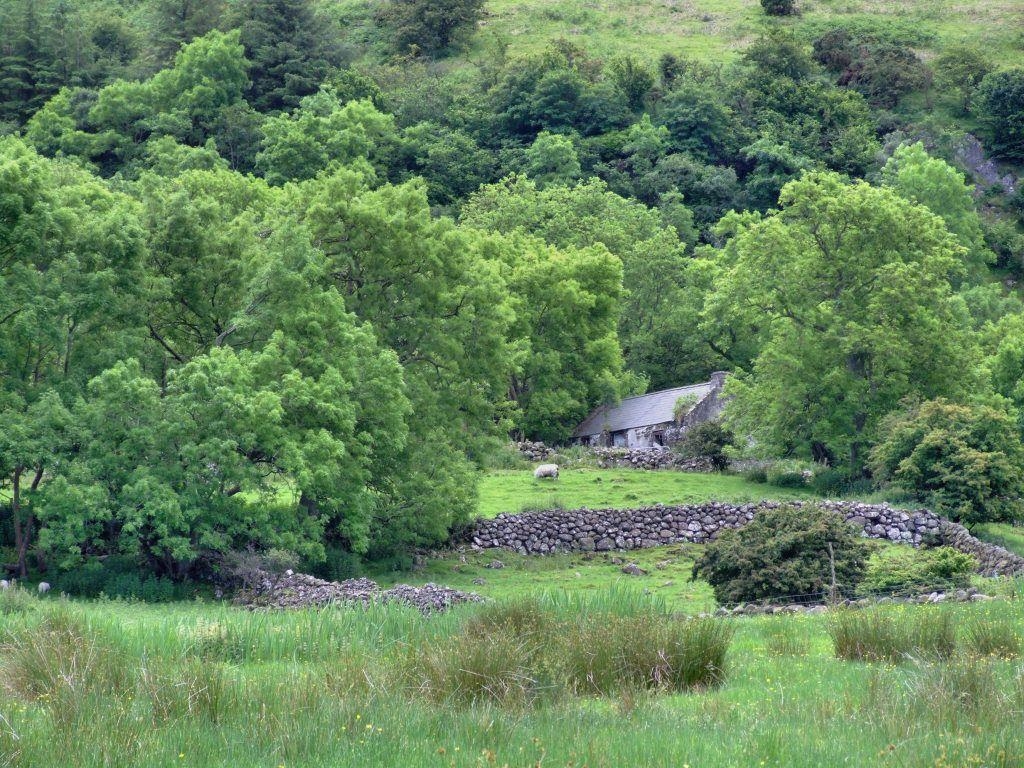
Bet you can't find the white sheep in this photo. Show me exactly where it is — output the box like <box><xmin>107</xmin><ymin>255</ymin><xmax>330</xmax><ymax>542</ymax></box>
<box><xmin>0</xmin><ymin>580</ymin><xmax>9</xmax><ymax>590</ymax></box>
<box><xmin>533</xmin><ymin>463</ymin><xmax>559</xmax><ymax>480</ymax></box>
<box><xmin>38</xmin><ymin>582</ymin><xmax>50</xmax><ymax>595</ymax></box>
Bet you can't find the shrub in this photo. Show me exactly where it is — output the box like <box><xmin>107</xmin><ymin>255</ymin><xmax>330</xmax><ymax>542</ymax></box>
<box><xmin>870</xmin><ymin>399</ymin><xmax>1024</xmax><ymax>527</ymax></box>
<box><xmin>692</xmin><ymin>504</ymin><xmax>870</xmax><ymax>604</ymax></box>
<box><xmin>375</xmin><ymin>0</ymin><xmax>485</xmax><ymax>57</ymax></box>
<box><xmin>828</xmin><ymin>607</ymin><xmax>957</xmax><ymax>662</ymax></box>
<box><xmin>743</xmin><ymin>465</ymin><xmax>768</xmax><ymax>484</ymax></box>
<box><xmin>761</xmin><ymin>0</ymin><xmax>796</xmax><ymax>16</ymax></box>
<box><xmin>765</xmin><ymin>461</ymin><xmax>811</xmax><ymax>488</ymax></box>
<box><xmin>809</xmin><ymin>466</ymin><xmax>849</xmax><ymax>497</ymax></box>
<box><xmin>673</xmin><ymin>421</ymin><xmax>736</xmax><ymax>470</ymax></box>
<box><xmin>857</xmin><ymin>546</ymin><xmax>978</xmax><ymax>596</ymax></box>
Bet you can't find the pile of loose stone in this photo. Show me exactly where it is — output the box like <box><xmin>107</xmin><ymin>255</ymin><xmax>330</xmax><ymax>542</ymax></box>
<box><xmin>591</xmin><ymin>446</ymin><xmax>713</xmax><ymax>472</ymax></box>
<box><xmin>710</xmin><ymin>587</ymin><xmax>996</xmax><ymax>617</ymax></box>
<box><xmin>468</xmin><ymin>500</ymin><xmax>1024</xmax><ymax>578</ymax></box>
<box><xmin>515</xmin><ymin>440</ymin><xmax>555</xmax><ymax>462</ymax></box>
<box><xmin>234</xmin><ymin>570</ymin><xmax>484</xmax><ymax>613</ymax></box>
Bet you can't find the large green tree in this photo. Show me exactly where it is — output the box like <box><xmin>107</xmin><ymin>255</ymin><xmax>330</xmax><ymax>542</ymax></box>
<box><xmin>0</xmin><ymin>138</ymin><xmax>147</xmax><ymax>575</ymax></box>
<box><xmin>881</xmin><ymin>142</ymin><xmax>991</xmax><ymax>283</ymax></box>
<box><xmin>286</xmin><ymin>169</ymin><xmax>515</xmax><ymax>552</ymax></box>
<box><xmin>707</xmin><ymin>172</ymin><xmax>978</xmax><ymax>470</ymax></box>
<box><xmin>462</xmin><ymin>176</ymin><xmax>713</xmax><ymax>390</ymax></box>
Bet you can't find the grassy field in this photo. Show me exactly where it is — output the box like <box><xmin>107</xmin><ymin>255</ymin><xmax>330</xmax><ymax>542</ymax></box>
<box><xmin>472</xmin><ymin>0</ymin><xmax>1024</xmax><ymax>66</ymax></box>
<box><xmin>477</xmin><ymin>468</ymin><xmax>811</xmax><ymax>517</ymax></box>
<box><xmin>1</xmin><ymin>591</ymin><xmax>1023</xmax><ymax>767</ymax></box>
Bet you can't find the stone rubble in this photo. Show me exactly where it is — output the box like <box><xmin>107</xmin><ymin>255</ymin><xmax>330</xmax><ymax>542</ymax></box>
<box><xmin>515</xmin><ymin>440</ymin><xmax>556</xmax><ymax>462</ymax></box>
<box><xmin>590</xmin><ymin>446</ymin><xmax>713</xmax><ymax>472</ymax></box>
<box><xmin>706</xmin><ymin>587</ymin><xmax>997</xmax><ymax>617</ymax></box>
<box><xmin>234</xmin><ymin>570</ymin><xmax>484</xmax><ymax>613</ymax></box>
<box><xmin>467</xmin><ymin>500</ymin><xmax>1024</xmax><ymax>578</ymax></box>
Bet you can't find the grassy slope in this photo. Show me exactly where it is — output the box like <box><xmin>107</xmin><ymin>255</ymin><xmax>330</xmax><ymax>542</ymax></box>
<box><xmin>477</xmin><ymin>467</ymin><xmax>811</xmax><ymax>517</ymax></box>
<box><xmin>473</xmin><ymin>0</ymin><xmax>1023</xmax><ymax>65</ymax></box>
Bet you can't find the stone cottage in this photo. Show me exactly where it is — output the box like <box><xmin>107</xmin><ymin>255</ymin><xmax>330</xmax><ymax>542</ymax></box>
<box><xmin>572</xmin><ymin>372</ymin><xmax>728</xmax><ymax>448</ymax></box>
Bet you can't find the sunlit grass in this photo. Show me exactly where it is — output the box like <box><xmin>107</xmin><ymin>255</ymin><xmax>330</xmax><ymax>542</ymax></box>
<box><xmin>477</xmin><ymin>467</ymin><xmax>811</xmax><ymax>518</ymax></box>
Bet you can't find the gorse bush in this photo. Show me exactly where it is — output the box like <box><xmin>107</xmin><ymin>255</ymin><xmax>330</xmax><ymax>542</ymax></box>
<box><xmin>828</xmin><ymin>607</ymin><xmax>957</xmax><ymax>662</ymax></box>
<box><xmin>857</xmin><ymin>546</ymin><xmax>977</xmax><ymax>596</ymax></box>
<box><xmin>693</xmin><ymin>505</ymin><xmax>870</xmax><ymax>604</ymax></box>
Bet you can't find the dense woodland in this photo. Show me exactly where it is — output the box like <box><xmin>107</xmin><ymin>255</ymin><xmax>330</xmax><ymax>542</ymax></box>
<box><xmin>1</xmin><ymin>0</ymin><xmax>1023</xmax><ymax>587</ymax></box>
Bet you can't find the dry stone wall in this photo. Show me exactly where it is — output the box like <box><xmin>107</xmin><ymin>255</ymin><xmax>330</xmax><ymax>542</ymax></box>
<box><xmin>468</xmin><ymin>500</ymin><xmax>1024</xmax><ymax>578</ymax></box>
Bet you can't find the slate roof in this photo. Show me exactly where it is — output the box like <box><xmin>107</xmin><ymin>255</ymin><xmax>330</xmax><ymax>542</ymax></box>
<box><xmin>573</xmin><ymin>382</ymin><xmax>716</xmax><ymax>437</ymax></box>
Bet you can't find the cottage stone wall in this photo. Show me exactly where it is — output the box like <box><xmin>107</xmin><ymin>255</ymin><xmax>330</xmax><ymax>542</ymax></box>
<box><xmin>468</xmin><ymin>500</ymin><xmax>1024</xmax><ymax>578</ymax></box>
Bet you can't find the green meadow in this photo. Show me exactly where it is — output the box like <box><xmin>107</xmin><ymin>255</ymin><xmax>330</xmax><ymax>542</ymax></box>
<box><xmin>2</xmin><ymin>589</ymin><xmax>1023</xmax><ymax>767</ymax></box>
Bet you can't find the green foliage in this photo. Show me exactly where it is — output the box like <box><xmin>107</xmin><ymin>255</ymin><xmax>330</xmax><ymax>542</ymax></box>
<box><xmin>234</xmin><ymin>0</ymin><xmax>340</xmax><ymax>113</ymax></box>
<box><xmin>858</xmin><ymin>547</ymin><xmax>978</xmax><ymax>596</ymax></box>
<box><xmin>709</xmin><ymin>172</ymin><xmax>978</xmax><ymax>472</ymax></box>
<box><xmin>977</xmin><ymin>68</ymin><xmax>1024</xmax><ymax>162</ymax></box>
<box><xmin>524</xmin><ymin>131</ymin><xmax>581</xmax><ymax>188</ymax></box>
<box><xmin>828</xmin><ymin>607</ymin><xmax>958</xmax><ymax>662</ymax></box>
<box><xmin>933</xmin><ymin>45</ymin><xmax>993</xmax><ymax>115</ymax></box>
<box><xmin>881</xmin><ymin>142</ymin><xmax>991</xmax><ymax>283</ymax></box>
<box><xmin>692</xmin><ymin>504</ymin><xmax>870</xmax><ymax>604</ymax></box>
<box><xmin>766</xmin><ymin>464</ymin><xmax>809</xmax><ymax>489</ymax></box>
<box><xmin>870</xmin><ymin>399</ymin><xmax>1024</xmax><ymax>527</ymax></box>
<box><xmin>376</xmin><ymin>0</ymin><xmax>485</xmax><ymax>57</ymax></box>
<box><xmin>462</xmin><ymin>176</ymin><xmax>710</xmax><ymax>391</ymax></box>
<box><xmin>760</xmin><ymin>0</ymin><xmax>796</xmax><ymax>17</ymax></box>
<box><xmin>672</xmin><ymin>395</ymin><xmax>698</xmax><ymax>423</ymax></box>
<box><xmin>256</xmin><ymin>92</ymin><xmax>397</xmax><ymax>184</ymax></box>
<box><xmin>673</xmin><ymin>421</ymin><xmax>736</xmax><ymax>471</ymax></box>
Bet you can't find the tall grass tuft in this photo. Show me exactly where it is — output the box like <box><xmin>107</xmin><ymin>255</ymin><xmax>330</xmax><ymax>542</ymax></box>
<box><xmin>964</xmin><ymin>615</ymin><xmax>1022</xmax><ymax>659</ymax></box>
<box><xmin>139</xmin><ymin>657</ymin><xmax>232</xmax><ymax>724</ymax></box>
<box><xmin>0</xmin><ymin>608</ymin><xmax>132</xmax><ymax>703</ymax></box>
<box><xmin>400</xmin><ymin>594</ymin><xmax>733</xmax><ymax>707</ymax></box>
<box><xmin>559</xmin><ymin>614</ymin><xmax>733</xmax><ymax>695</ymax></box>
<box><xmin>828</xmin><ymin>607</ymin><xmax>957</xmax><ymax>663</ymax></box>
<box><xmin>401</xmin><ymin>628</ymin><xmax>550</xmax><ymax>707</ymax></box>
<box><xmin>0</xmin><ymin>585</ymin><xmax>36</xmax><ymax>616</ymax></box>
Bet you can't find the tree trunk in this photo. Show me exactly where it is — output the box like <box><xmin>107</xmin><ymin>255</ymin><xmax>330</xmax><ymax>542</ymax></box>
<box><xmin>11</xmin><ymin>467</ymin><xmax>27</xmax><ymax>578</ymax></box>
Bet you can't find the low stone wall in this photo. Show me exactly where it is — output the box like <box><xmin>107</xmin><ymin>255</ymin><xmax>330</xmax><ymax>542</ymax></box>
<box><xmin>468</xmin><ymin>500</ymin><xmax>1024</xmax><ymax>578</ymax></box>
<box><xmin>590</xmin><ymin>447</ymin><xmax>713</xmax><ymax>471</ymax></box>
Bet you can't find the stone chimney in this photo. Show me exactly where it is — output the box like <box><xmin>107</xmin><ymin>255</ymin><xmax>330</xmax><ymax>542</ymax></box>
<box><xmin>709</xmin><ymin>371</ymin><xmax>728</xmax><ymax>390</ymax></box>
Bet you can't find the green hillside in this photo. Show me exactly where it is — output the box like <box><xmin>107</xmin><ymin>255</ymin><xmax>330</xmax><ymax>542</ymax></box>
<box><xmin>472</xmin><ymin>0</ymin><xmax>1023</xmax><ymax>64</ymax></box>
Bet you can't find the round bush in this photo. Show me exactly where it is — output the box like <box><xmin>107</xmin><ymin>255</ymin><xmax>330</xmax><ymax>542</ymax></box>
<box><xmin>692</xmin><ymin>504</ymin><xmax>870</xmax><ymax>604</ymax></box>
<box><xmin>761</xmin><ymin>0</ymin><xmax>796</xmax><ymax>16</ymax></box>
